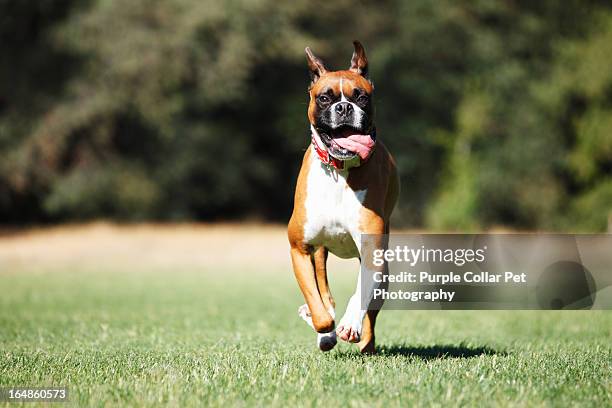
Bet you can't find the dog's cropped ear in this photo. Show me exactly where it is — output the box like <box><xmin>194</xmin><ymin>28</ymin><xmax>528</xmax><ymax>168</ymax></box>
<box><xmin>349</xmin><ymin>41</ymin><xmax>368</xmax><ymax>77</ymax></box>
<box><xmin>305</xmin><ymin>47</ymin><xmax>327</xmax><ymax>85</ymax></box>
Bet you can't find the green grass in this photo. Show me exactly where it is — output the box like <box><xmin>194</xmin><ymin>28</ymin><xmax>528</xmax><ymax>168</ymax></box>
<box><xmin>1</xmin><ymin>262</ymin><xmax>610</xmax><ymax>407</ymax></box>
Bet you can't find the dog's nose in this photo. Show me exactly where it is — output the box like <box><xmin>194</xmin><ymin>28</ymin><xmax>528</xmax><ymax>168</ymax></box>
<box><xmin>334</xmin><ymin>102</ymin><xmax>353</xmax><ymax>116</ymax></box>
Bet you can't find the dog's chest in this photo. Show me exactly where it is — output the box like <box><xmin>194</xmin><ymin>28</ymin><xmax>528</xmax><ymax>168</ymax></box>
<box><xmin>303</xmin><ymin>155</ymin><xmax>366</xmax><ymax>258</ymax></box>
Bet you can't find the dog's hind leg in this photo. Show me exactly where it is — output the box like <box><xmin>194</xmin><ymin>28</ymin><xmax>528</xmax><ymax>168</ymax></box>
<box><xmin>313</xmin><ymin>247</ymin><xmax>337</xmax><ymax>351</ymax></box>
<box><xmin>357</xmin><ymin>309</ymin><xmax>379</xmax><ymax>354</ymax></box>
<box><xmin>358</xmin><ymin>242</ymin><xmax>387</xmax><ymax>354</ymax></box>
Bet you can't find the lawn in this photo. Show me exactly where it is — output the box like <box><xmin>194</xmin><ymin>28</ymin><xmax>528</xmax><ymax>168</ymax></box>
<box><xmin>0</xmin><ymin>224</ymin><xmax>610</xmax><ymax>406</ymax></box>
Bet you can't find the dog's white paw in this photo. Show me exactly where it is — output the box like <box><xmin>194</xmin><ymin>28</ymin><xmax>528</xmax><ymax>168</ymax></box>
<box><xmin>336</xmin><ymin>315</ymin><xmax>362</xmax><ymax>343</ymax></box>
<box><xmin>336</xmin><ymin>298</ymin><xmax>363</xmax><ymax>343</ymax></box>
<box><xmin>299</xmin><ymin>304</ymin><xmax>338</xmax><ymax>351</ymax></box>
<box><xmin>298</xmin><ymin>304</ymin><xmax>314</xmax><ymax>329</ymax></box>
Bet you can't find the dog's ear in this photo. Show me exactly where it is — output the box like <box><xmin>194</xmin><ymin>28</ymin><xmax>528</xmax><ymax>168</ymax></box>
<box><xmin>349</xmin><ymin>41</ymin><xmax>368</xmax><ymax>77</ymax></box>
<box><xmin>305</xmin><ymin>47</ymin><xmax>327</xmax><ymax>85</ymax></box>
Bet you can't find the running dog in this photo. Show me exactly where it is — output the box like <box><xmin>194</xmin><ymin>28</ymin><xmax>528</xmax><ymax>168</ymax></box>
<box><xmin>288</xmin><ymin>41</ymin><xmax>399</xmax><ymax>353</ymax></box>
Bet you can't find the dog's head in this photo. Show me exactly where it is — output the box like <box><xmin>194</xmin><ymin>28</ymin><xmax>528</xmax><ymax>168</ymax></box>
<box><xmin>306</xmin><ymin>41</ymin><xmax>374</xmax><ymax>160</ymax></box>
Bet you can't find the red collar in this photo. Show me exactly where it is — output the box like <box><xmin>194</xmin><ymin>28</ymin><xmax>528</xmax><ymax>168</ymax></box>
<box><xmin>310</xmin><ymin>126</ymin><xmax>376</xmax><ymax>171</ymax></box>
<box><xmin>311</xmin><ymin>132</ymin><xmax>347</xmax><ymax>170</ymax></box>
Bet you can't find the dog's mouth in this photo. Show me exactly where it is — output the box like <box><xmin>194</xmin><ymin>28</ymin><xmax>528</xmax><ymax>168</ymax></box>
<box><xmin>318</xmin><ymin>125</ymin><xmax>362</xmax><ymax>160</ymax></box>
<box><xmin>317</xmin><ymin>125</ymin><xmax>376</xmax><ymax>161</ymax></box>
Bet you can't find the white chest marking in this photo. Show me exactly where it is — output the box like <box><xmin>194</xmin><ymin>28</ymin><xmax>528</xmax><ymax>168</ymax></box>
<box><xmin>303</xmin><ymin>151</ymin><xmax>366</xmax><ymax>259</ymax></box>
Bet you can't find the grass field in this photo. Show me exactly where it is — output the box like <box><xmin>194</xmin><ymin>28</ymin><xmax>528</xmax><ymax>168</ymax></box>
<box><xmin>0</xmin><ymin>224</ymin><xmax>610</xmax><ymax>406</ymax></box>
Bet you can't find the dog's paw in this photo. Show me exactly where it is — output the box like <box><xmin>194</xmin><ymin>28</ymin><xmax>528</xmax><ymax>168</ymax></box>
<box><xmin>300</xmin><ymin>304</ymin><xmax>338</xmax><ymax>351</ymax></box>
<box><xmin>336</xmin><ymin>315</ymin><xmax>362</xmax><ymax>343</ymax></box>
<box><xmin>298</xmin><ymin>304</ymin><xmax>314</xmax><ymax>329</ymax></box>
<box><xmin>317</xmin><ymin>331</ymin><xmax>337</xmax><ymax>352</ymax></box>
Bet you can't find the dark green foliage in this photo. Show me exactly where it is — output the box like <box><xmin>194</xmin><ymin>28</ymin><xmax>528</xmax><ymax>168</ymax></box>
<box><xmin>1</xmin><ymin>0</ymin><xmax>611</xmax><ymax>229</ymax></box>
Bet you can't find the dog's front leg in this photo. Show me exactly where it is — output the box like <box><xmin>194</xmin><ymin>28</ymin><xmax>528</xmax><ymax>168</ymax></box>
<box><xmin>290</xmin><ymin>246</ymin><xmax>335</xmax><ymax>333</ymax></box>
<box><xmin>337</xmin><ymin>218</ymin><xmax>387</xmax><ymax>350</ymax></box>
<box><xmin>313</xmin><ymin>247</ymin><xmax>338</xmax><ymax>351</ymax></box>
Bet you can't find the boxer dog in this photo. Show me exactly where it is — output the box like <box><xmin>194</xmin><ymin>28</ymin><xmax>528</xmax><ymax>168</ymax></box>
<box><xmin>288</xmin><ymin>41</ymin><xmax>399</xmax><ymax>353</ymax></box>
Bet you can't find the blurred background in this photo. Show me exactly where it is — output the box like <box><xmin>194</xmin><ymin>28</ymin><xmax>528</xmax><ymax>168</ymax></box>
<box><xmin>1</xmin><ymin>0</ymin><xmax>612</xmax><ymax>231</ymax></box>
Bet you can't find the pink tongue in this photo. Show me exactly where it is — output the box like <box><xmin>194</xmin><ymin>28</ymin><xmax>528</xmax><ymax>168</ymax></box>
<box><xmin>333</xmin><ymin>134</ymin><xmax>375</xmax><ymax>160</ymax></box>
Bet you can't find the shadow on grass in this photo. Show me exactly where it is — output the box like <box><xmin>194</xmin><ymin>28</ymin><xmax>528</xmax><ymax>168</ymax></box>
<box><xmin>333</xmin><ymin>343</ymin><xmax>502</xmax><ymax>360</ymax></box>
<box><xmin>377</xmin><ymin>343</ymin><xmax>501</xmax><ymax>359</ymax></box>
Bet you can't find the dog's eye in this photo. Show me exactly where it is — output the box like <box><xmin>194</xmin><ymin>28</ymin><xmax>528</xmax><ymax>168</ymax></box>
<box><xmin>317</xmin><ymin>95</ymin><xmax>331</xmax><ymax>104</ymax></box>
<box><xmin>356</xmin><ymin>94</ymin><xmax>369</xmax><ymax>105</ymax></box>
